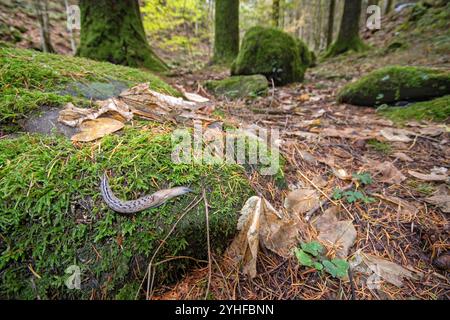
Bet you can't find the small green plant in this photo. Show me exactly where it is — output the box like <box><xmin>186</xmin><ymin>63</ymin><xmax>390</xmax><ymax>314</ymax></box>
<box><xmin>353</xmin><ymin>172</ymin><xmax>373</xmax><ymax>185</ymax></box>
<box><xmin>294</xmin><ymin>241</ymin><xmax>349</xmax><ymax>279</ymax></box>
<box><xmin>332</xmin><ymin>188</ymin><xmax>375</xmax><ymax>204</ymax></box>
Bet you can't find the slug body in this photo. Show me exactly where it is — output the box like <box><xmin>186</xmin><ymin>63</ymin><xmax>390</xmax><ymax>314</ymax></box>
<box><xmin>101</xmin><ymin>173</ymin><xmax>192</xmax><ymax>214</ymax></box>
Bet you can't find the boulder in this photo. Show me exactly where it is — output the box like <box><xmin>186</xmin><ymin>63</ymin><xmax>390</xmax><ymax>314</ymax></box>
<box><xmin>231</xmin><ymin>26</ymin><xmax>310</xmax><ymax>85</ymax></box>
<box><xmin>205</xmin><ymin>75</ymin><xmax>268</xmax><ymax>99</ymax></box>
<box><xmin>338</xmin><ymin>66</ymin><xmax>450</xmax><ymax>106</ymax></box>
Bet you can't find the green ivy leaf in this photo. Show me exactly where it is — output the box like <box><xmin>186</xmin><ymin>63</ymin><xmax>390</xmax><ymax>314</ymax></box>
<box><xmin>294</xmin><ymin>248</ymin><xmax>314</xmax><ymax>267</ymax></box>
<box><xmin>332</xmin><ymin>188</ymin><xmax>343</xmax><ymax>200</ymax></box>
<box><xmin>352</xmin><ymin>172</ymin><xmax>373</xmax><ymax>185</ymax></box>
<box><xmin>301</xmin><ymin>241</ymin><xmax>324</xmax><ymax>257</ymax></box>
<box><xmin>343</xmin><ymin>190</ymin><xmax>365</xmax><ymax>203</ymax></box>
<box><xmin>313</xmin><ymin>262</ymin><xmax>324</xmax><ymax>271</ymax></box>
<box><xmin>322</xmin><ymin>259</ymin><xmax>349</xmax><ymax>279</ymax></box>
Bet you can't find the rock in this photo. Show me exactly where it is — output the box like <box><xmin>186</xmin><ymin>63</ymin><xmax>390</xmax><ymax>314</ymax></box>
<box><xmin>21</xmin><ymin>106</ymin><xmax>79</xmax><ymax>138</ymax></box>
<box><xmin>231</xmin><ymin>26</ymin><xmax>310</xmax><ymax>85</ymax></box>
<box><xmin>59</xmin><ymin>79</ymin><xmax>129</xmax><ymax>100</ymax></box>
<box><xmin>337</xmin><ymin>66</ymin><xmax>450</xmax><ymax>107</ymax></box>
<box><xmin>204</xmin><ymin>75</ymin><xmax>268</xmax><ymax>99</ymax></box>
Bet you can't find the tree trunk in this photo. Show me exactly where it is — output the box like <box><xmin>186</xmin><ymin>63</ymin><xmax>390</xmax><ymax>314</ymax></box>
<box><xmin>213</xmin><ymin>0</ymin><xmax>239</xmax><ymax>64</ymax></box>
<box><xmin>326</xmin><ymin>0</ymin><xmax>336</xmax><ymax>48</ymax></box>
<box><xmin>273</xmin><ymin>0</ymin><xmax>280</xmax><ymax>27</ymax></box>
<box><xmin>385</xmin><ymin>0</ymin><xmax>395</xmax><ymax>14</ymax></box>
<box><xmin>33</xmin><ymin>0</ymin><xmax>54</xmax><ymax>53</ymax></box>
<box><xmin>77</xmin><ymin>0</ymin><xmax>167</xmax><ymax>72</ymax></box>
<box><xmin>325</xmin><ymin>0</ymin><xmax>366</xmax><ymax>57</ymax></box>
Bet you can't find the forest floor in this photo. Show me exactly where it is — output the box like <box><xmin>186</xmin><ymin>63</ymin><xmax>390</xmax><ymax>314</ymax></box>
<box><xmin>0</xmin><ymin>1</ymin><xmax>448</xmax><ymax>300</ymax></box>
<box><xmin>151</xmin><ymin>11</ymin><xmax>449</xmax><ymax>300</ymax></box>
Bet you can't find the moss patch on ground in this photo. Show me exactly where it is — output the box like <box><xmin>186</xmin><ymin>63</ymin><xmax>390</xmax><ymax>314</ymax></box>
<box><xmin>379</xmin><ymin>95</ymin><xmax>450</xmax><ymax>123</ymax></box>
<box><xmin>204</xmin><ymin>75</ymin><xmax>268</xmax><ymax>99</ymax></box>
<box><xmin>0</xmin><ymin>124</ymin><xmax>253</xmax><ymax>299</ymax></box>
<box><xmin>337</xmin><ymin>65</ymin><xmax>450</xmax><ymax>107</ymax></box>
<box><xmin>0</xmin><ymin>47</ymin><xmax>178</xmax><ymax>132</ymax></box>
<box><xmin>231</xmin><ymin>26</ymin><xmax>309</xmax><ymax>86</ymax></box>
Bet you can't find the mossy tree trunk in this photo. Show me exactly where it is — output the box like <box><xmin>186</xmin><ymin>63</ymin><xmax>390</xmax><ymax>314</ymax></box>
<box><xmin>272</xmin><ymin>0</ymin><xmax>280</xmax><ymax>27</ymax></box>
<box><xmin>326</xmin><ymin>0</ymin><xmax>336</xmax><ymax>48</ymax></box>
<box><xmin>325</xmin><ymin>0</ymin><xmax>367</xmax><ymax>58</ymax></box>
<box><xmin>77</xmin><ymin>0</ymin><xmax>167</xmax><ymax>72</ymax></box>
<box><xmin>213</xmin><ymin>0</ymin><xmax>239</xmax><ymax>64</ymax></box>
<box><xmin>385</xmin><ymin>0</ymin><xmax>395</xmax><ymax>14</ymax></box>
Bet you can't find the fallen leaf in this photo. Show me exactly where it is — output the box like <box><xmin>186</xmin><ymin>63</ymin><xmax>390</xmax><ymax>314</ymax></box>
<box><xmin>418</xmin><ymin>126</ymin><xmax>445</xmax><ymax>137</ymax></box>
<box><xmin>391</xmin><ymin>152</ymin><xmax>413</xmax><ymax>162</ymax></box>
<box><xmin>379</xmin><ymin>128</ymin><xmax>413</xmax><ymax>143</ymax></box>
<box><xmin>312</xmin><ymin>207</ymin><xmax>356</xmax><ymax>258</ymax></box>
<box><xmin>408</xmin><ymin>170</ymin><xmax>448</xmax><ymax>182</ymax></box>
<box><xmin>350</xmin><ymin>251</ymin><xmax>421</xmax><ymax>288</ymax></box>
<box><xmin>71</xmin><ymin>118</ymin><xmax>124</xmax><ymax>142</ymax></box>
<box><xmin>284</xmin><ymin>188</ymin><xmax>320</xmax><ymax>216</ymax></box>
<box><xmin>227</xmin><ymin>197</ymin><xmax>299</xmax><ymax>279</ymax></box>
<box><xmin>298</xmin><ymin>93</ymin><xmax>310</xmax><ymax>102</ymax></box>
<box><xmin>373</xmin><ymin>161</ymin><xmax>406</xmax><ymax>184</ymax></box>
<box><xmin>59</xmin><ymin>100</ymin><xmax>132</xmax><ymax>127</ymax></box>
<box><xmin>184</xmin><ymin>92</ymin><xmax>210</xmax><ymax>103</ymax></box>
<box><xmin>333</xmin><ymin>168</ymin><xmax>352</xmax><ymax>180</ymax></box>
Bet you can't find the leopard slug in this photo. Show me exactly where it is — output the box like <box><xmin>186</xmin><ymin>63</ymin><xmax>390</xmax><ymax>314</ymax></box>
<box><xmin>101</xmin><ymin>173</ymin><xmax>192</xmax><ymax>214</ymax></box>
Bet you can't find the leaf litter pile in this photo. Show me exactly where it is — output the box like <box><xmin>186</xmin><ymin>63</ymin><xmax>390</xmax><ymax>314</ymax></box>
<box><xmin>151</xmin><ymin>66</ymin><xmax>448</xmax><ymax>300</ymax></box>
<box><xmin>55</xmin><ymin>65</ymin><xmax>448</xmax><ymax>300</ymax></box>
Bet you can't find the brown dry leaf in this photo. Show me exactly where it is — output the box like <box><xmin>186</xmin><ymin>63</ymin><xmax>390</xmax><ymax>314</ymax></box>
<box><xmin>71</xmin><ymin>118</ymin><xmax>124</xmax><ymax>142</ymax></box>
<box><xmin>298</xmin><ymin>93</ymin><xmax>310</xmax><ymax>102</ymax></box>
<box><xmin>418</xmin><ymin>126</ymin><xmax>445</xmax><ymax>137</ymax></box>
<box><xmin>379</xmin><ymin>128</ymin><xmax>413</xmax><ymax>143</ymax></box>
<box><xmin>59</xmin><ymin>100</ymin><xmax>132</xmax><ymax>127</ymax></box>
<box><xmin>391</xmin><ymin>152</ymin><xmax>413</xmax><ymax>162</ymax></box>
<box><xmin>333</xmin><ymin>168</ymin><xmax>352</xmax><ymax>180</ymax></box>
<box><xmin>373</xmin><ymin>161</ymin><xmax>406</xmax><ymax>184</ymax></box>
<box><xmin>312</xmin><ymin>207</ymin><xmax>356</xmax><ymax>258</ymax></box>
<box><xmin>284</xmin><ymin>188</ymin><xmax>320</xmax><ymax>216</ymax></box>
<box><xmin>408</xmin><ymin>170</ymin><xmax>448</xmax><ymax>182</ymax></box>
<box><xmin>322</xmin><ymin>127</ymin><xmax>375</xmax><ymax>139</ymax></box>
<box><xmin>425</xmin><ymin>185</ymin><xmax>450</xmax><ymax>213</ymax></box>
<box><xmin>311</xmin><ymin>175</ymin><xmax>328</xmax><ymax>188</ymax></box>
<box><xmin>350</xmin><ymin>251</ymin><xmax>421</xmax><ymax>288</ymax></box>
<box><xmin>227</xmin><ymin>197</ymin><xmax>299</xmax><ymax>279</ymax></box>
<box><xmin>184</xmin><ymin>92</ymin><xmax>210</xmax><ymax>103</ymax></box>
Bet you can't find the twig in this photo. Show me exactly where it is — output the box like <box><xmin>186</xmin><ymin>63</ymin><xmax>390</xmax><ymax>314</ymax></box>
<box><xmin>202</xmin><ymin>188</ymin><xmax>212</xmax><ymax>300</ymax></box>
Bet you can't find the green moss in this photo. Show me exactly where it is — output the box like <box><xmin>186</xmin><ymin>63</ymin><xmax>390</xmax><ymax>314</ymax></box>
<box><xmin>231</xmin><ymin>27</ymin><xmax>309</xmax><ymax>85</ymax></box>
<box><xmin>338</xmin><ymin>66</ymin><xmax>450</xmax><ymax>107</ymax></box>
<box><xmin>0</xmin><ymin>47</ymin><xmax>179</xmax><ymax>131</ymax></box>
<box><xmin>204</xmin><ymin>75</ymin><xmax>268</xmax><ymax>99</ymax></box>
<box><xmin>367</xmin><ymin>139</ymin><xmax>392</xmax><ymax>155</ymax></box>
<box><xmin>379</xmin><ymin>95</ymin><xmax>450</xmax><ymax>122</ymax></box>
<box><xmin>324</xmin><ymin>36</ymin><xmax>368</xmax><ymax>59</ymax></box>
<box><xmin>0</xmin><ymin>125</ymin><xmax>253</xmax><ymax>299</ymax></box>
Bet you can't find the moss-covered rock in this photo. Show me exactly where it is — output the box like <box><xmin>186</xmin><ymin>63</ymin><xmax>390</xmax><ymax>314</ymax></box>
<box><xmin>0</xmin><ymin>47</ymin><xmax>179</xmax><ymax>132</ymax></box>
<box><xmin>231</xmin><ymin>27</ymin><xmax>309</xmax><ymax>85</ymax></box>
<box><xmin>205</xmin><ymin>75</ymin><xmax>268</xmax><ymax>99</ymax></box>
<box><xmin>0</xmin><ymin>125</ymin><xmax>253</xmax><ymax>299</ymax></box>
<box><xmin>337</xmin><ymin>66</ymin><xmax>450</xmax><ymax>106</ymax></box>
<box><xmin>379</xmin><ymin>95</ymin><xmax>450</xmax><ymax>122</ymax></box>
